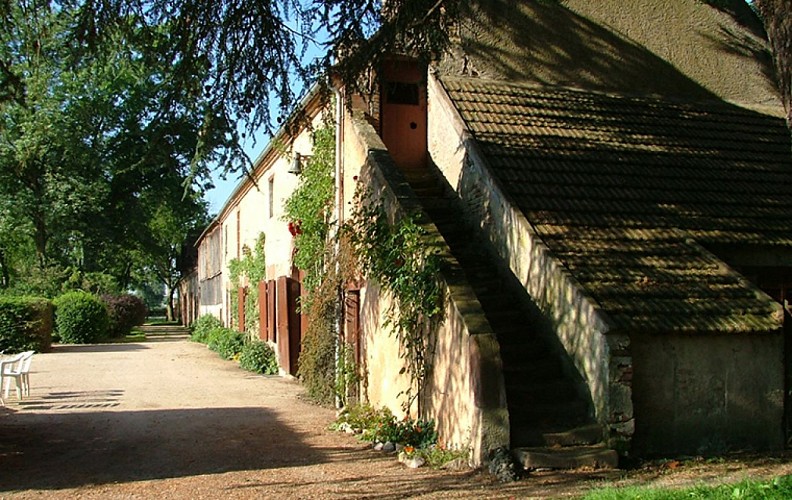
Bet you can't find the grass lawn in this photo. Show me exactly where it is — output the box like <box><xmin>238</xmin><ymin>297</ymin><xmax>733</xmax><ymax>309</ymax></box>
<box><xmin>583</xmin><ymin>474</ymin><xmax>792</xmax><ymax>499</ymax></box>
<box><xmin>144</xmin><ymin>317</ymin><xmax>179</xmax><ymax>326</ymax></box>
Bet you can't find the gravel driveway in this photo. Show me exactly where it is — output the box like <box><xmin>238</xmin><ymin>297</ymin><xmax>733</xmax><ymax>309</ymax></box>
<box><xmin>2</xmin><ymin>336</ymin><xmax>790</xmax><ymax>499</ymax></box>
<box><xmin>0</xmin><ymin>336</ymin><xmax>504</xmax><ymax>498</ymax></box>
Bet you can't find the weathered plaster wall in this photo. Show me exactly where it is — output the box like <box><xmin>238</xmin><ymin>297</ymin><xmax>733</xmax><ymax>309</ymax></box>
<box><xmin>342</xmin><ymin>107</ymin><xmax>509</xmax><ymax>464</ymax></box>
<box><xmin>341</xmin><ymin>106</ymin><xmax>414</xmax><ymax>419</ymax></box>
<box><xmin>437</xmin><ymin>0</ymin><xmax>780</xmax><ymax>116</ymax></box>
<box><xmin>199</xmin><ymin>304</ymin><xmax>223</xmax><ymax>321</ymax></box>
<box><xmin>213</xmin><ymin>108</ymin><xmax>327</xmax><ymax>329</ymax></box>
<box><xmin>631</xmin><ymin>332</ymin><xmax>784</xmax><ymax>455</ymax></box>
<box><xmin>427</xmin><ymin>74</ymin><xmax>633</xmax><ymax>447</ymax></box>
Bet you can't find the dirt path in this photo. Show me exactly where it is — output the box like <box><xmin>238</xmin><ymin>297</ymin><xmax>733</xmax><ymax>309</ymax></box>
<box><xmin>1</xmin><ymin>337</ymin><xmax>791</xmax><ymax>498</ymax></box>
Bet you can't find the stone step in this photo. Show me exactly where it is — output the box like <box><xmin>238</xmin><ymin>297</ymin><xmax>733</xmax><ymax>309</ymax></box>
<box><xmin>505</xmin><ymin>378</ymin><xmax>579</xmax><ymax>403</ymax></box>
<box><xmin>138</xmin><ymin>325</ymin><xmax>191</xmax><ymax>335</ymax></box>
<box><xmin>513</xmin><ymin>445</ymin><xmax>618</xmax><ymax>470</ymax></box>
<box><xmin>512</xmin><ymin>423</ymin><xmax>605</xmax><ymax>448</ymax></box>
<box><xmin>477</xmin><ymin>293</ymin><xmax>518</xmax><ymax>311</ymax></box>
<box><xmin>502</xmin><ymin>356</ymin><xmax>565</xmax><ymax>378</ymax></box>
<box><xmin>486</xmin><ymin>310</ymin><xmax>526</xmax><ymax>330</ymax></box>
<box><xmin>412</xmin><ymin>184</ymin><xmax>443</xmax><ymax>195</ymax></box>
<box><xmin>541</xmin><ymin>423</ymin><xmax>605</xmax><ymax>447</ymax></box>
<box><xmin>471</xmin><ymin>278</ymin><xmax>505</xmax><ymax>295</ymax></box>
<box><xmin>508</xmin><ymin>395</ymin><xmax>588</xmax><ymax>422</ymax></box>
<box><xmin>420</xmin><ymin>197</ymin><xmax>455</xmax><ymax>211</ymax></box>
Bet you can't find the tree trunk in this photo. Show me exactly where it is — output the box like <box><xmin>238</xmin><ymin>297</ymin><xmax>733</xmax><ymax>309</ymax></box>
<box><xmin>756</xmin><ymin>0</ymin><xmax>792</xmax><ymax>126</ymax></box>
<box><xmin>0</xmin><ymin>248</ymin><xmax>9</xmax><ymax>288</ymax></box>
<box><xmin>165</xmin><ymin>283</ymin><xmax>175</xmax><ymax>322</ymax></box>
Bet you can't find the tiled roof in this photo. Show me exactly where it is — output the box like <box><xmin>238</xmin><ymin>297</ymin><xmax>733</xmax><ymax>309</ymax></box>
<box><xmin>441</xmin><ymin>77</ymin><xmax>791</xmax><ymax>333</ymax></box>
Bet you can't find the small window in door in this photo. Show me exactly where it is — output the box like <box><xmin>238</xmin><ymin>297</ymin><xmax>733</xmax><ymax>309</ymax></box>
<box><xmin>386</xmin><ymin>82</ymin><xmax>419</xmax><ymax>105</ymax></box>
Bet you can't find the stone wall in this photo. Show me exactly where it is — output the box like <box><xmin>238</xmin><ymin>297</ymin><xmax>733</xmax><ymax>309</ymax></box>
<box><xmin>342</xmin><ymin>108</ymin><xmax>509</xmax><ymax>464</ymax></box>
<box><xmin>427</xmin><ymin>73</ymin><xmax>633</xmax><ymax>448</ymax></box>
<box><xmin>631</xmin><ymin>332</ymin><xmax>784</xmax><ymax>455</ymax></box>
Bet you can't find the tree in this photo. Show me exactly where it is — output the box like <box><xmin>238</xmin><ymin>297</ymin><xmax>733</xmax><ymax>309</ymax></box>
<box><xmin>0</xmin><ymin>3</ymin><xmax>219</xmax><ymax>296</ymax></box>
<box><xmin>2</xmin><ymin>1</ymin><xmax>458</xmax><ymax>161</ymax></box>
<box><xmin>136</xmin><ymin>189</ymin><xmax>210</xmax><ymax>322</ymax></box>
<box><xmin>3</xmin><ymin>1</ymin><xmax>790</xmax><ymax>135</ymax></box>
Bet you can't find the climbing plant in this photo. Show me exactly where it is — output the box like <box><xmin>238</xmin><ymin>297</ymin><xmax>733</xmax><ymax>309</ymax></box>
<box><xmin>283</xmin><ymin>123</ymin><xmax>361</xmax><ymax>404</ymax></box>
<box><xmin>283</xmin><ymin>125</ymin><xmax>336</xmax><ymax>295</ymax></box>
<box><xmin>228</xmin><ymin>232</ymin><xmax>266</xmax><ymax>337</ymax></box>
<box><xmin>348</xmin><ymin>190</ymin><xmax>444</xmax><ymax>413</ymax></box>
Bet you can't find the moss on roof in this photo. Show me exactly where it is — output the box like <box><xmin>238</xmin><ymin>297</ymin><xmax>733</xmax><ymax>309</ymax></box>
<box><xmin>441</xmin><ymin>77</ymin><xmax>789</xmax><ymax>334</ymax></box>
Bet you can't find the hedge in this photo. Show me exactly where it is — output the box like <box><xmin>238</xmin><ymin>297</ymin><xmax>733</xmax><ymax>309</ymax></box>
<box><xmin>53</xmin><ymin>291</ymin><xmax>110</xmax><ymax>344</ymax></box>
<box><xmin>102</xmin><ymin>294</ymin><xmax>148</xmax><ymax>337</ymax></box>
<box><xmin>0</xmin><ymin>296</ymin><xmax>53</xmax><ymax>353</ymax></box>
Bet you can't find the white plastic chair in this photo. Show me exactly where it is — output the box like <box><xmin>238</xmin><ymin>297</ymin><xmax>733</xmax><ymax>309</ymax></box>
<box><xmin>1</xmin><ymin>351</ymin><xmax>34</xmax><ymax>403</ymax></box>
<box><xmin>0</xmin><ymin>352</ymin><xmax>24</xmax><ymax>405</ymax></box>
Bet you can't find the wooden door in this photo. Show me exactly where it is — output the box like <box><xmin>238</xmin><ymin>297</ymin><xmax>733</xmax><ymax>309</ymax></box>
<box><xmin>380</xmin><ymin>59</ymin><xmax>427</xmax><ymax>173</ymax></box>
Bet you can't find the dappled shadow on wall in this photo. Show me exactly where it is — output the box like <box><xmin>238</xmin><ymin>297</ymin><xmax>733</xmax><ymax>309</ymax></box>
<box><xmin>0</xmin><ymin>406</ymin><xmax>325</xmax><ymax>491</ymax></box>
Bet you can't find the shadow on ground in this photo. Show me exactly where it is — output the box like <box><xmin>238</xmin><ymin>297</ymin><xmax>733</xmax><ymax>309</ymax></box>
<box><xmin>51</xmin><ymin>343</ymin><xmax>150</xmax><ymax>353</ymax></box>
<box><xmin>0</xmin><ymin>406</ymin><xmax>323</xmax><ymax>491</ymax></box>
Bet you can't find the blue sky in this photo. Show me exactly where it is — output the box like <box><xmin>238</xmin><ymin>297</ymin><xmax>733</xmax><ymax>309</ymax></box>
<box><xmin>203</xmin><ymin>16</ymin><xmax>328</xmax><ymax>216</ymax></box>
<box><xmin>204</xmin><ymin>136</ymin><xmax>264</xmax><ymax>215</ymax></box>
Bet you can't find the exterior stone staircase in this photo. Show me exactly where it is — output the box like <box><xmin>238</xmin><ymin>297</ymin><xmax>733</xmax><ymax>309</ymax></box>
<box><xmin>405</xmin><ymin>170</ymin><xmax>618</xmax><ymax>471</ymax></box>
<box><xmin>137</xmin><ymin>323</ymin><xmax>191</xmax><ymax>339</ymax></box>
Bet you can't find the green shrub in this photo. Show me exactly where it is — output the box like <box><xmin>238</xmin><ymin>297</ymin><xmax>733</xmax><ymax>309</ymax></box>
<box><xmin>332</xmin><ymin>404</ymin><xmax>438</xmax><ymax>448</ymax></box>
<box><xmin>0</xmin><ymin>296</ymin><xmax>53</xmax><ymax>353</ymax></box>
<box><xmin>297</xmin><ymin>303</ymin><xmax>338</xmax><ymax>404</ymax></box>
<box><xmin>102</xmin><ymin>294</ymin><xmax>148</xmax><ymax>337</ymax></box>
<box><xmin>418</xmin><ymin>445</ymin><xmax>469</xmax><ymax>469</ymax></box>
<box><xmin>207</xmin><ymin>327</ymin><xmax>244</xmax><ymax>360</ymax></box>
<box><xmin>239</xmin><ymin>340</ymin><xmax>279</xmax><ymax>374</ymax></box>
<box><xmin>191</xmin><ymin>314</ymin><xmax>223</xmax><ymax>344</ymax></box>
<box><xmin>53</xmin><ymin>291</ymin><xmax>109</xmax><ymax>344</ymax></box>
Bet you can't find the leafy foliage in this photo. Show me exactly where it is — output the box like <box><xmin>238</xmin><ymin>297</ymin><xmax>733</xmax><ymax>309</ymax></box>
<box><xmin>0</xmin><ymin>296</ymin><xmax>53</xmax><ymax>353</ymax></box>
<box><xmin>418</xmin><ymin>445</ymin><xmax>469</xmax><ymax>469</ymax></box>
<box><xmin>348</xmin><ymin>195</ymin><xmax>444</xmax><ymax>412</ymax></box>
<box><xmin>298</xmin><ymin>296</ymin><xmax>339</xmax><ymax>403</ymax></box>
<box><xmin>190</xmin><ymin>314</ymin><xmax>223</xmax><ymax>343</ymax></box>
<box><xmin>239</xmin><ymin>341</ymin><xmax>279</xmax><ymax>375</ymax></box>
<box><xmin>755</xmin><ymin>0</ymin><xmax>792</xmax><ymax>126</ymax></box>
<box><xmin>333</xmin><ymin>404</ymin><xmax>438</xmax><ymax>448</ymax></box>
<box><xmin>0</xmin><ymin>3</ymin><xmax>214</xmax><ymax>298</ymax></box>
<box><xmin>102</xmin><ymin>294</ymin><xmax>148</xmax><ymax>338</ymax></box>
<box><xmin>228</xmin><ymin>232</ymin><xmax>266</xmax><ymax>336</ymax></box>
<box><xmin>583</xmin><ymin>474</ymin><xmax>792</xmax><ymax>500</ymax></box>
<box><xmin>284</xmin><ymin>125</ymin><xmax>354</xmax><ymax>405</ymax></box>
<box><xmin>44</xmin><ymin>0</ymin><xmax>460</xmax><ymax>141</ymax></box>
<box><xmin>283</xmin><ymin>125</ymin><xmax>336</xmax><ymax>293</ymax></box>
<box><xmin>207</xmin><ymin>327</ymin><xmax>245</xmax><ymax>360</ymax></box>
<box><xmin>53</xmin><ymin>291</ymin><xmax>109</xmax><ymax>344</ymax></box>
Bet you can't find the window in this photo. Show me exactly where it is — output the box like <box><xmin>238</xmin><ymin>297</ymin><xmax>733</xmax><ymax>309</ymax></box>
<box><xmin>386</xmin><ymin>81</ymin><xmax>419</xmax><ymax>105</ymax></box>
<box><xmin>236</xmin><ymin>210</ymin><xmax>241</xmax><ymax>259</ymax></box>
<box><xmin>268</xmin><ymin>176</ymin><xmax>275</xmax><ymax>218</ymax></box>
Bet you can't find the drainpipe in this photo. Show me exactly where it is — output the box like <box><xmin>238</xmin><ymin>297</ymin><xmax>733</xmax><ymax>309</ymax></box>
<box><xmin>333</xmin><ymin>82</ymin><xmax>345</xmax><ymax>409</ymax></box>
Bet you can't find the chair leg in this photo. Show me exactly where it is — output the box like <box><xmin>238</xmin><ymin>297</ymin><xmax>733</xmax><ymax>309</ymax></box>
<box><xmin>14</xmin><ymin>378</ymin><xmax>21</xmax><ymax>399</ymax></box>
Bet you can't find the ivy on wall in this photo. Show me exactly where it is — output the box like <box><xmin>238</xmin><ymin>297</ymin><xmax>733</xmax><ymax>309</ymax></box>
<box><xmin>283</xmin><ymin>126</ymin><xmax>336</xmax><ymax>295</ymax></box>
<box><xmin>348</xmin><ymin>192</ymin><xmax>444</xmax><ymax>414</ymax></box>
<box><xmin>228</xmin><ymin>232</ymin><xmax>266</xmax><ymax>338</ymax></box>
<box><xmin>282</xmin><ymin>122</ymin><xmax>445</xmax><ymax>412</ymax></box>
<box><xmin>283</xmin><ymin>124</ymin><xmax>360</xmax><ymax>404</ymax></box>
